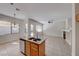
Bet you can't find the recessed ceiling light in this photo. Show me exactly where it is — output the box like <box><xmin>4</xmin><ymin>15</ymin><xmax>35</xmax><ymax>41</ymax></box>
<box><xmin>16</xmin><ymin>8</ymin><xmax>20</xmax><ymax>11</ymax></box>
<box><xmin>10</xmin><ymin>3</ymin><xmax>14</xmax><ymax>5</ymax></box>
<box><xmin>48</xmin><ymin>20</ymin><xmax>53</xmax><ymax>24</ymax></box>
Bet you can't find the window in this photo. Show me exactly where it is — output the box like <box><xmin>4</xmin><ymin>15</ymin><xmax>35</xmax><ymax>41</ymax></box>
<box><xmin>12</xmin><ymin>23</ymin><xmax>19</xmax><ymax>33</ymax></box>
<box><xmin>0</xmin><ymin>21</ymin><xmax>11</xmax><ymax>35</ymax></box>
<box><xmin>30</xmin><ymin>32</ymin><xmax>34</xmax><ymax>37</ymax></box>
<box><xmin>36</xmin><ymin>25</ymin><xmax>43</xmax><ymax>39</ymax></box>
<box><xmin>25</xmin><ymin>24</ymin><xmax>28</xmax><ymax>33</ymax></box>
<box><xmin>31</xmin><ymin>24</ymin><xmax>34</xmax><ymax>31</ymax></box>
<box><xmin>36</xmin><ymin>25</ymin><xmax>42</xmax><ymax>32</ymax></box>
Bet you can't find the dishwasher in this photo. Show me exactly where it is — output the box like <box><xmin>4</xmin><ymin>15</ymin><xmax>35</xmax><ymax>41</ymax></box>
<box><xmin>19</xmin><ymin>38</ymin><xmax>26</xmax><ymax>54</ymax></box>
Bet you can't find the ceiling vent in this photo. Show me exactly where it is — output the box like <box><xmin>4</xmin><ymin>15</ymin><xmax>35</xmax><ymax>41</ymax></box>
<box><xmin>48</xmin><ymin>20</ymin><xmax>53</xmax><ymax>24</ymax></box>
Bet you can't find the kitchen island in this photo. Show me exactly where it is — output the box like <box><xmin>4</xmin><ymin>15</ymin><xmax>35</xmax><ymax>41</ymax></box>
<box><xmin>20</xmin><ymin>38</ymin><xmax>45</xmax><ymax>56</ymax></box>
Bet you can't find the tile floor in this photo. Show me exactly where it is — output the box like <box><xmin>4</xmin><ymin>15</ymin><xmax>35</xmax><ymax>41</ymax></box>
<box><xmin>0</xmin><ymin>36</ymin><xmax>71</xmax><ymax>56</ymax></box>
<box><xmin>45</xmin><ymin>35</ymin><xmax>71</xmax><ymax>56</ymax></box>
<box><xmin>0</xmin><ymin>40</ymin><xmax>23</xmax><ymax>56</ymax></box>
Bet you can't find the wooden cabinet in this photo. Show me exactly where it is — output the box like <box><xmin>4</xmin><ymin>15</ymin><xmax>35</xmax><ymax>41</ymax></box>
<box><xmin>31</xmin><ymin>43</ymin><xmax>39</xmax><ymax>56</ymax></box>
<box><xmin>25</xmin><ymin>41</ymin><xmax>30</xmax><ymax>56</ymax></box>
<box><xmin>76</xmin><ymin>14</ymin><xmax>79</xmax><ymax>22</ymax></box>
<box><xmin>39</xmin><ymin>42</ymin><xmax>45</xmax><ymax>56</ymax></box>
<box><xmin>25</xmin><ymin>40</ymin><xmax>45</xmax><ymax>56</ymax></box>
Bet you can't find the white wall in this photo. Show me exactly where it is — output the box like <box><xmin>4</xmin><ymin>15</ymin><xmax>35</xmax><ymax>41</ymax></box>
<box><xmin>44</xmin><ymin>20</ymin><xmax>65</xmax><ymax>37</ymax></box>
<box><xmin>44</xmin><ymin>18</ymin><xmax>72</xmax><ymax>46</ymax></box>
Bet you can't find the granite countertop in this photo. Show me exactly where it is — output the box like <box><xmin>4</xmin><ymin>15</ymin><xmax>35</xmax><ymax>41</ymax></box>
<box><xmin>26</xmin><ymin>39</ymin><xmax>45</xmax><ymax>44</ymax></box>
<box><xmin>20</xmin><ymin>37</ymin><xmax>46</xmax><ymax>44</ymax></box>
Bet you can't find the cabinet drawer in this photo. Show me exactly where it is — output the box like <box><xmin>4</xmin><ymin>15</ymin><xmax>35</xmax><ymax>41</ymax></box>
<box><xmin>39</xmin><ymin>41</ymin><xmax>45</xmax><ymax>56</ymax></box>
<box><xmin>26</xmin><ymin>44</ymin><xmax>30</xmax><ymax>48</ymax></box>
<box><xmin>31</xmin><ymin>47</ymin><xmax>38</xmax><ymax>51</ymax></box>
<box><xmin>31</xmin><ymin>49</ymin><xmax>38</xmax><ymax>56</ymax></box>
<box><xmin>26</xmin><ymin>41</ymin><xmax>30</xmax><ymax>49</ymax></box>
<box><xmin>31</xmin><ymin>43</ymin><xmax>38</xmax><ymax>49</ymax></box>
<box><xmin>26</xmin><ymin>47</ymin><xmax>30</xmax><ymax>52</ymax></box>
<box><xmin>30</xmin><ymin>43</ymin><xmax>38</xmax><ymax>56</ymax></box>
<box><xmin>26</xmin><ymin>50</ymin><xmax>30</xmax><ymax>56</ymax></box>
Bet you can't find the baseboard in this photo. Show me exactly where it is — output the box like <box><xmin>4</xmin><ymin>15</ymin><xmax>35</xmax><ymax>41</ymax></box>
<box><xmin>0</xmin><ymin>40</ymin><xmax>19</xmax><ymax>45</ymax></box>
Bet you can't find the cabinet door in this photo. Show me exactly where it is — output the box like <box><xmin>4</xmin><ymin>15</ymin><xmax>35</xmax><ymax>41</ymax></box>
<box><xmin>25</xmin><ymin>41</ymin><xmax>30</xmax><ymax>56</ymax></box>
<box><xmin>39</xmin><ymin>41</ymin><xmax>45</xmax><ymax>56</ymax></box>
<box><xmin>31</xmin><ymin>43</ymin><xmax>38</xmax><ymax>56</ymax></box>
<box><xmin>76</xmin><ymin>14</ymin><xmax>79</xmax><ymax>22</ymax></box>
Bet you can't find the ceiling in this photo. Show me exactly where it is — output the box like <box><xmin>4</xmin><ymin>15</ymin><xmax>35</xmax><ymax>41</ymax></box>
<box><xmin>0</xmin><ymin>3</ymin><xmax>72</xmax><ymax>21</ymax></box>
<box><xmin>0</xmin><ymin>3</ymin><xmax>72</xmax><ymax>29</ymax></box>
